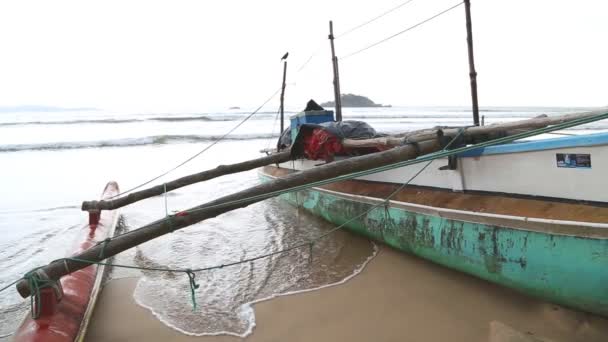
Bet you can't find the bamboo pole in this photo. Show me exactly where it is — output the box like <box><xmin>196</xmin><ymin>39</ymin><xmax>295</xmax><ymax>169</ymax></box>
<box><xmin>464</xmin><ymin>0</ymin><xmax>480</xmax><ymax>126</ymax></box>
<box><xmin>82</xmin><ymin>151</ymin><xmax>292</xmax><ymax>211</ymax></box>
<box><xmin>280</xmin><ymin>59</ymin><xmax>287</xmax><ymax>133</ymax></box>
<box><xmin>342</xmin><ymin>110</ymin><xmax>603</xmax><ymax>149</ymax></box>
<box><xmin>17</xmin><ymin>139</ymin><xmax>442</xmax><ymax>298</ymax></box>
<box><xmin>329</xmin><ymin>21</ymin><xmax>342</xmax><ymax>121</ymax></box>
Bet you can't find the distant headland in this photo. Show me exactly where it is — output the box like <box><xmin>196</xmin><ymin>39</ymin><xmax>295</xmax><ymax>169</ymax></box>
<box><xmin>321</xmin><ymin>94</ymin><xmax>391</xmax><ymax>108</ymax></box>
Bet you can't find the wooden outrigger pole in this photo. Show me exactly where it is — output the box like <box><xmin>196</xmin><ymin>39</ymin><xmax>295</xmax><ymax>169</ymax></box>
<box><xmin>82</xmin><ymin>150</ymin><xmax>292</xmax><ymax>211</ymax></box>
<box><xmin>16</xmin><ymin>109</ymin><xmax>606</xmax><ymax>298</ymax></box>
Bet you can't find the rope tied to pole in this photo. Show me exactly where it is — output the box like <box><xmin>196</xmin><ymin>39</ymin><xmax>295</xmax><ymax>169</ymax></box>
<box><xmin>23</xmin><ymin>269</ymin><xmax>61</xmax><ymax>319</ymax></box>
<box><xmin>185</xmin><ymin>269</ymin><xmax>200</xmax><ymax>311</ymax></box>
<box><xmin>165</xmin><ymin>214</ymin><xmax>177</xmax><ymax>233</ymax></box>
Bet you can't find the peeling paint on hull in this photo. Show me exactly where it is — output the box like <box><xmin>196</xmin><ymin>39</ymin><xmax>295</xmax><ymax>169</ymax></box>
<box><xmin>259</xmin><ymin>173</ymin><xmax>608</xmax><ymax>317</ymax></box>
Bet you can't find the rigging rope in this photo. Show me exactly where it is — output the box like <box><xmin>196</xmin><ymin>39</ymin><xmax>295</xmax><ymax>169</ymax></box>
<box><xmin>341</xmin><ymin>1</ymin><xmax>464</xmax><ymax>60</ymax></box>
<box><xmin>109</xmin><ymin>88</ymin><xmax>282</xmax><ymax>199</ymax></box>
<box><xmin>296</xmin><ymin>44</ymin><xmax>325</xmax><ymax>73</ymax></box>
<box><xmin>336</xmin><ymin>0</ymin><xmax>417</xmax><ymax>39</ymax></box>
<box><xmin>264</xmin><ymin>107</ymin><xmax>282</xmax><ymax>151</ymax></box>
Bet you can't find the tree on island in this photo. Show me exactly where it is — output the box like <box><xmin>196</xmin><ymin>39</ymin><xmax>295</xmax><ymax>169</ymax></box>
<box><xmin>320</xmin><ymin>94</ymin><xmax>390</xmax><ymax>108</ymax></box>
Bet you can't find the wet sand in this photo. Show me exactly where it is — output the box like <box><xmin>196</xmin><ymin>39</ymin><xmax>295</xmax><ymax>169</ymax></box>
<box><xmin>86</xmin><ymin>246</ymin><xmax>608</xmax><ymax>342</ymax></box>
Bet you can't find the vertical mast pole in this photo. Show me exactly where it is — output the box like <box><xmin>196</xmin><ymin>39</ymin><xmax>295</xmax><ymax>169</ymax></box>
<box><xmin>464</xmin><ymin>0</ymin><xmax>480</xmax><ymax>126</ymax></box>
<box><xmin>279</xmin><ymin>59</ymin><xmax>288</xmax><ymax>133</ymax></box>
<box><xmin>329</xmin><ymin>21</ymin><xmax>342</xmax><ymax>121</ymax></box>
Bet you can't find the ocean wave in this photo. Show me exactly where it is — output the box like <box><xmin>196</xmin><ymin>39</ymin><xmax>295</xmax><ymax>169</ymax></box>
<box><xmin>0</xmin><ymin>134</ymin><xmax>276</xmax><ymax>153</ymax></box>
<box><xmin>0</xmin><ymin>205</ymin><xmax>79</xmax><ymax>215</ymax></box>
<box><xmin>0</xmin><ymin>112</ymin><xmax>284</xmax><ymax>127</ymax></box>
<box><xmin>0</xmin><ymin>118</ymin><xmax>140</xmax><ymax>126</ymax></box>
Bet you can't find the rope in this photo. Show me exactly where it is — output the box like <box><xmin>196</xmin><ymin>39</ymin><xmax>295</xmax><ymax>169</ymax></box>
<box><xmin>336</xmin><ymin>0</ymin><xmax>417</xmax><ymax>39</ymax></box>
<box><xmin>22</xmin><ymin>269</ymin><xmax>60</xmax><ymax>319</ymax></box>
<box><xmin>0</xmin><ymin>278</ymin><xmax>21</xmax><ymax>295</ymax></box>
<box><xmin>341</xmin><ymin>1</ymin><xmax>464</xmax><ymax>60</ymax></box>
<box><xmin>185</xmin><ymin>269</ymin><xmax>200</xmax><ymax>311</ymax></box>
<box><xmin>513</xmin><ymin>128</ymin><xmax>576</xmax><ymax>136</ymax></box>
<box><xmin>296</xmin><ymin>44</ymin><xmax>324</xmax><ymax>73</ymax></box>
<box><xmin>97</xmin><ymin>238</ymin><xmax>111</xmax><ymax>259</ymax></box>
<box><xmin>264</xmin><ymin>107</ymin><xmax>282</xmax><ymax>151</ymax></box>
<box><xmin>109</xmin><ymin>88</ymin><xmax>282</xmax><ymax>199</ymax></box>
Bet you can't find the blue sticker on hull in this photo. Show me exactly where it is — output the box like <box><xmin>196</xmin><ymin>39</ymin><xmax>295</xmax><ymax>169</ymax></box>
<box><xmin>556</xmin><ymin>153</ymin><xmax>591</xmax><ymax>168</ymax></box>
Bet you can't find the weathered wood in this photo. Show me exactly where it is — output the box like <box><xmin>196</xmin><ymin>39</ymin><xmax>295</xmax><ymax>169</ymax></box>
<box><xmin>81</xmin><ymin>151</ymin><xmax>292</xmax><ymax>212</ymax></box>
<box><xmin>329</xmin><ymin>20</ymin><xmax>342</xmax><ymax>121</ymax></box>
<box><xmin>17</xmin><ymin>139</ymin><xmax>442</xmax><ymax>298</ymax></box>
<box><xmin>280</xmin><ymin>60</ymin><xmax>287</xmax><ymax>133</ymax></box>
<box><xmin>342</xmin><ymin>110</ymin><xmax>603</xmax><ymax>149</ymax></box>
<box><xmin>464</xmin><ymin>0</ymin><xmax>480</xmax><ymax>126</ymax></box>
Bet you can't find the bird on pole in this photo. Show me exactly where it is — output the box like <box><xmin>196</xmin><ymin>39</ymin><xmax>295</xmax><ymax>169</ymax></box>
<box><xmin>281</xmin><ymin>52</ymin><xmax>289</xmax><ymax>60</ymax></box>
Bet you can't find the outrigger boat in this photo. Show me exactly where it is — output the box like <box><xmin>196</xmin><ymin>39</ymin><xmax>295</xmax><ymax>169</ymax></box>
<box><xmin>8</xmin><ymin>0</ymin><xmax>608</xmax><ymax>340</ymax></box>
<box><xmin>259</xmin><ymin>117</ymin><xmax>608</xmax><ymax>317</ymax></box>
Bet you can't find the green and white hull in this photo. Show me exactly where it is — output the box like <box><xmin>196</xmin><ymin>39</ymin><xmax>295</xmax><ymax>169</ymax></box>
<box><xmin>259</xmin><ymin>133</ymin><xmax>608</xmax><ymax>317</ymax></box>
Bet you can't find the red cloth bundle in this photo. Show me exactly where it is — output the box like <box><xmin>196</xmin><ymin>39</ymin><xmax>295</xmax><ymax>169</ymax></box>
<box><xmin>302</xmin><ymin>128</ymin><xmax>346</xmax><ymax>161</ymax></box>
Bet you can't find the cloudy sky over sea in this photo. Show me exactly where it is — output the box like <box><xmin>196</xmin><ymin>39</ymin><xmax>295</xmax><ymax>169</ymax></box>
<box><xmin>0</xmin><ymin>0</ymin><xmax>606</xmax><ymax>112</ymax></box>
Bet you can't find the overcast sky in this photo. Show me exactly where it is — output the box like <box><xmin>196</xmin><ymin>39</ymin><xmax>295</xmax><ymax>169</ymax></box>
<box><xmin>0</xmin><ymin>0</ymin><xmax>606</xmax><ymax>112</ymax></box>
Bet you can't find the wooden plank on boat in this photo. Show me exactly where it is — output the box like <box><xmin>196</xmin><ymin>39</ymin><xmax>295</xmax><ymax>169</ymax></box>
<box><xmin>12</xmin><ymin>182</ymin><xmax>121</xmax><ymax>342</ymax></box>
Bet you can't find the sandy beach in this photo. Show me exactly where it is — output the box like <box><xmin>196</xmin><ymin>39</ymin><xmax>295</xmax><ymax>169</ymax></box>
<box><xmin>86</xmin><ymin>245</ymin><xmax>608</xmax><ymax>342</ymax></box>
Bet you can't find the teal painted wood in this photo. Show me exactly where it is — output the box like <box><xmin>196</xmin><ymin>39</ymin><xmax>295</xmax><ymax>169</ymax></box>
<box><xmin>261</xmin><ymin>174</ymin><xmax>608</xmax><ymax>316</ymax></box>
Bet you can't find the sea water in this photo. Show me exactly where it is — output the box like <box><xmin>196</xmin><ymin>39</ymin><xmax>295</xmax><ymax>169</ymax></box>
<box><xmin>0</xmin><ymin>105</ymin><xmax>604</xmax><ymax>338</ymax></box>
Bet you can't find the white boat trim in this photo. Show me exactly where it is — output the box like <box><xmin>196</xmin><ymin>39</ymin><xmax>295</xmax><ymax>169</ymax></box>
<box><xmin>75</xmin><ymin>209</ymin><xmax>120</xmax><ymax>342</ymax></box>
<box><xmin>260</xmin><ymin>169</ymin><xmax>608</xmax><ymax>233</ymax></box>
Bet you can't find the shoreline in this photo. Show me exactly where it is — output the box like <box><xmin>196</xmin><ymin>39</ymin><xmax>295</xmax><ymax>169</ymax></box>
<box><xmin>86</xmin><ymin>246</ymin><xmax>608</xmax><ymax>342</ymax></box>
<box><xmin>131</xmin><ymin>243</ymin><xmax>380</xmax><ymax>339</ymax></box>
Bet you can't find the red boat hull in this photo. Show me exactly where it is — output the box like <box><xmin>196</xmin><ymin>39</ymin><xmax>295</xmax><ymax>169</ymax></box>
<box><xmin>13</xmin><ymin>182</ymin><xmax>120</xmax><ymax>342</ymax></box>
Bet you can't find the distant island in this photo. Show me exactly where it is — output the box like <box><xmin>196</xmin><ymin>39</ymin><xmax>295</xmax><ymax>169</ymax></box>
<box><xmin>321</xmin><ymin>94</ymin><xmax>391</xmax><ymax>108</ymax></box>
